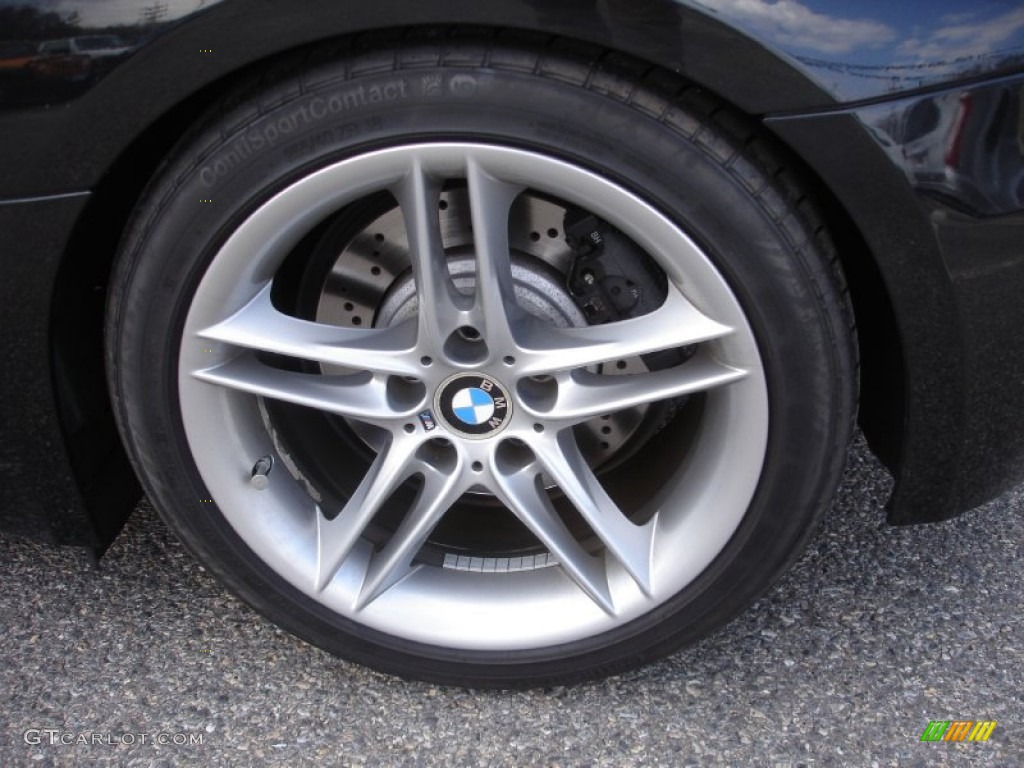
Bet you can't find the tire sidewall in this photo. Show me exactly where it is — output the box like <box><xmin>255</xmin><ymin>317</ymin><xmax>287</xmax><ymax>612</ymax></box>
<box><xmin>110</xmin><ymin>54</ymin><xmax>852</xmax><ymax>685</ymax></box>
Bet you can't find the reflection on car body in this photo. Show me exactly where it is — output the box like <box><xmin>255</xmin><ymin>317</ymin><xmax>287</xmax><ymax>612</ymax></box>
<box><xmin>31</xmin><ymin>35</ymin><xmax>133</xmax><ymax>84</ymax></box>
<box><xmin>863</xmin><ymin>83</ymin><xmax>1024</xmax><ymax>216</ymax></box>
<box><xmin>0</xmin><ymin>40</ymin><xmax>37</xmax><ymax>69</ymax></box>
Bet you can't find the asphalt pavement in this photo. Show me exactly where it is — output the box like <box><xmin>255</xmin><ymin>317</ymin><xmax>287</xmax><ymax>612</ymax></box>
<box><xmin>1</xmin><ymin>435</ymin><xmax>1021</xmax><ymax>767</ymax></box>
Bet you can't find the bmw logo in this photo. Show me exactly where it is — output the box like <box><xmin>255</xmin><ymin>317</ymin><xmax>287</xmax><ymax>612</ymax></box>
<box><xmin>434</xmin><ymin>373</ymin><xmax>512</xmax><ymax>438</ymax></box>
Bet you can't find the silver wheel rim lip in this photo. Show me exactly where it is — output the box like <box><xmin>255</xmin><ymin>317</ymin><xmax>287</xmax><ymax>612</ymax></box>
<box><xmin>178</xmin><ymin>143</ymin><xmax>769</xmax><ymax>650</ymax></box>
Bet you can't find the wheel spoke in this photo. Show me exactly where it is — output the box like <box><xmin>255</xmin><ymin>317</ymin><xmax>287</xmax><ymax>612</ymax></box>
<box><xmin>492</xmin><ymin>460</ymin><xmax>615</xmax><ymax>614</ymax></box>
<box><xmin>196</xmin><ymin>282</ymin><xmax>420</xmax><ymax>377</ymax></box>
<box><xmin>392</xmin><ymin>158</ymin><xmax>470</xmax><ymax>348</ymax></box>
<box><xmin>315</xmin><ymin>437</ymin><xmax>421</xmax><ymax>591</ymax></box>
<box><xmin>466</xmin><ymin>158</ymin><xmax>525</xmax><ymax>348</ymax></box>
<box><xmin>192</xmin><ymin>353</ymin><xmax>422</xmax><ymax>424</ymax></box>
<box><xmin>516</xmin><ymin>289</ymin><xmax>733</xmax><ymax>375</ymax></box>
<box><xmin>531</xmin><ymin>431</ymin><xmax>656</xmax><ymax>595</ymax></box>
<box><xmin>355</xmin><ymin>457</ymin><xmax>465</xmax><ymax>609</ymax></box>
<box><xmin>528</xmin><ymin>349</ymin><xmax>748</xmax><ymax>425</ymax></box>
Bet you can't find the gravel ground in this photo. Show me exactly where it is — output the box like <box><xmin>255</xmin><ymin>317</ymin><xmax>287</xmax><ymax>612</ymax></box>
<box><xmin>1</xmin><ymin>435</ymin><xmax>1021</xmax><ymax>767</ymax></box>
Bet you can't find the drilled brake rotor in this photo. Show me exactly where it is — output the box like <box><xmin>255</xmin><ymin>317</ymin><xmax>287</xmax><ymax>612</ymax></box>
<box><xmin>313</xmin><ymin>188</ymin><xmax>650</xmax><ymax>468</ymax></box>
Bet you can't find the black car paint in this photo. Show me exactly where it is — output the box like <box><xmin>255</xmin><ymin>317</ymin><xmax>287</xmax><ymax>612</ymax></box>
<box><xmin>0</xmin><ymin>0</ymin><xmax>1022</xmax><ymax>548</ymax></box>
<box><xmin>768</xmin><ymin>75</ymin><xmax>1024</xmax><ymax>523</ymax></box>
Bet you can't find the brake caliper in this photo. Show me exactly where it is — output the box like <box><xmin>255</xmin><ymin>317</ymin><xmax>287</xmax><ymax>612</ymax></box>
<box><xmin>563</xmin><ymin>208</ymin><xmax>694</xmax><ymax>372</ymax></box>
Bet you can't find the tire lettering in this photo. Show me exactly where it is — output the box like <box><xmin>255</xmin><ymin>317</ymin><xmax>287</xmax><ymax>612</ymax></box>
<box><xmin>198</xmin><ymin>80</ymin><xmax>406</xmax><ymax>185</ymax></box>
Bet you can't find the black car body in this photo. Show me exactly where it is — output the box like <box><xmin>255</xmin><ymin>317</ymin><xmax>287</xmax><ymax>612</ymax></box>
<box><xmin>1</xmin><ymin>0</ymin><xmax>1022</xmax><ymax>685</ymax></box>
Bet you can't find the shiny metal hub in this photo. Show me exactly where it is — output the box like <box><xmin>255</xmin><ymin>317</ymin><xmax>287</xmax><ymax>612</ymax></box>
<box><xmin>433</xmin><ymin>372</ymin><xmax>512</xmax><ymax>439</ymax></box>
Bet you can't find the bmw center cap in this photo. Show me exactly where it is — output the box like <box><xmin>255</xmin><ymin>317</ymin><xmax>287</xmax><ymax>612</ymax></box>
<box><xmin>434</xmin><ymin>373</ymin><xmax>512</xmax><ymax>438</ymax></box>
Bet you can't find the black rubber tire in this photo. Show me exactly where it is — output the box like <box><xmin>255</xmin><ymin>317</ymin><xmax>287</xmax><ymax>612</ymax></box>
<box><xmin>106</xmin><ymin>31</ymin><xmax>857</xmax><ymax>688</ymax></box>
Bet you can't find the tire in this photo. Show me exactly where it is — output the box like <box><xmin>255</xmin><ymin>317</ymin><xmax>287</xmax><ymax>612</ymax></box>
<box><xmin>106</xmin><ymin>32</ymin><xmax>857</xmax><ymax>688</ymax></box>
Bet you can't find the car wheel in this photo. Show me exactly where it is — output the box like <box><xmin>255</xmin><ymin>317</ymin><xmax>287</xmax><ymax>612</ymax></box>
<box><xmin>107</xmin><ymin>35</ymin><xmax>857</xmax><ymax>687</ymax></box>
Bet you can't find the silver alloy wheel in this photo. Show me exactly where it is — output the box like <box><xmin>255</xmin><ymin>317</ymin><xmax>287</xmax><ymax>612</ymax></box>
<box><xmin>178</xmin><ymin>143</ymin><xmax>769</xmax><ymax>650</ymax></box>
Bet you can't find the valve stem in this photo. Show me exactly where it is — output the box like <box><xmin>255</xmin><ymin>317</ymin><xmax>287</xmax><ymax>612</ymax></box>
<box><xmin>250</xmin><ymin>455</ymin><xmax>274</xmax><ymax>490</ymax></box>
